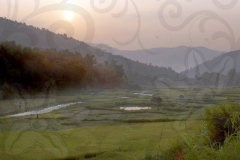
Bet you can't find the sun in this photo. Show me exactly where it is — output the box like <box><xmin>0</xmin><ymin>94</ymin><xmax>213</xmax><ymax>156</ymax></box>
<box><xmin>64</xmin><ymin>11</ymin><xmax>74</xmax><ymax>21</ymax></box>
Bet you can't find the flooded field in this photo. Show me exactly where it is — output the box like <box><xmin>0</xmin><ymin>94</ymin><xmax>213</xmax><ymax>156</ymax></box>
<box><xmin>120</xmin><ymin>106</ymin><xmax>151</xmax><ymax>111</ymax></box>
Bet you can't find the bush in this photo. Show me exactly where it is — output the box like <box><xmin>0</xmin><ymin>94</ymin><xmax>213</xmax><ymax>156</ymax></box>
<box><xmin>154</xmin><ymin>140</ymin><xmax>188</xmax><ymax>160</ymax></box>
<box><xmin>145</xmin><ymin>101</ymin><xmax>240</xmax><ymax>160</ymax></box>
<box><xmin>205</xmin><ymin>100</ymin><xmax>240</xmax><ymax>146</ymax></box>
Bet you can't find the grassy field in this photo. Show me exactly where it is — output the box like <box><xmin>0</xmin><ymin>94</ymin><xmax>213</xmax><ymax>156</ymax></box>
<box><xmin>0</xmin><ymin>87</ymin><xmax>238</xmax><ymax>159</ymax></box>
<box><xmin>0</xmin><ymin>120</ymin><xmax>203</xmax><ymax>160</ymax></box>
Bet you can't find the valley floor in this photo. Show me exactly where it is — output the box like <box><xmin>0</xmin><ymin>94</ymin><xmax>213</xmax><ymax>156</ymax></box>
<box><xmin>0</xmin><ymin>87</ymin><xmax>238</xmax><ymax>160</ymax></box>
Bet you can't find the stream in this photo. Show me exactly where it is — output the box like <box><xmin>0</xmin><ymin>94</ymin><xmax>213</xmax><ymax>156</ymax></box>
<box><xmin>9</xmin><ymin>102</ymin><xmax>82</xmax><ymax>117</ymax></box>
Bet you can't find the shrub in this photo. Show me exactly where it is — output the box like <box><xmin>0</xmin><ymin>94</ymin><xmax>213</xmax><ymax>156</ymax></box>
<box><xmin>205</xmin><ymin>100</ymin><xmax>240</xmax><ymax>146</ymax></box>
<box><xmin>157</xmin><ymin>140</ymin><xmax>188</xmax><ymax>160</ymax></box>
<box><xmin>146</xmin><ymin>101</ymin><xmax>240</xmax><ymax>160</ymax></box>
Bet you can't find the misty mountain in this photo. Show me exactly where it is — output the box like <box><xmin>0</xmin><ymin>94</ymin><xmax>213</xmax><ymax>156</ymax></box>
<box><xmin>89</xmin><ymin>43</ymin><xmax>223</xmax><ymax>73</ymax></box>
<box><xmin>140</xmin><ymin>49</ymin><xmax>240</xmax><ymax>90</ymax></box>
<box><xmin>179</xmin><ymin>49</ymin><xmax>240</xmax><ymax>88</ymax></box>
<box><xmin>182</xmin><ymin>50</ymin><xmax>240</xmax><ymax>77</ymax></box>
<box><xmin>0</xmin><ymin>17</ymin><xmax>179</xmax><ymax>86</ymax></box>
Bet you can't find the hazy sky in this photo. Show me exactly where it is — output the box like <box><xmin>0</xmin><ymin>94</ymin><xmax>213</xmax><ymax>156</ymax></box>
<box><xmin>0</xmin><ymin>0</ymin><xmax>239</xmax><ymax>51</ymax></box>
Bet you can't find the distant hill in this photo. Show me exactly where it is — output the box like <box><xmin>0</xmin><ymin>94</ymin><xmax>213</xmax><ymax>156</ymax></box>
<box><xmin>182</xmin><ymin>50</ymin><xmax>240</xmax><ymax>77</ymax></box>
<box><xmin>89</xmin><ymin>43</ymin><xmax>223</xmax><ymax>73</ymax></box>
<box><xmin>0</xmin><ymin>17</ymin><xmax>179</xmax><ymax>86</ymax></box>
<box><xmin>180</xmin><ymin>50</ymin><xmax>240</xmax><ymax>88</ymax></box>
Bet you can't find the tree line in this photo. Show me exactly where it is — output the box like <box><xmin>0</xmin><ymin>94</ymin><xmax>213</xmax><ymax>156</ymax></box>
<box><xmin>0</xmin><ymin>41</ymin><xmax>125</xmax><ymax>98</ymax></box>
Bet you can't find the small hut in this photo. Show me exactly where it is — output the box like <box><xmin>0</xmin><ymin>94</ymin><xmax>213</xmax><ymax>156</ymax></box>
<box><xmin>151</xmin><ymin>96</ymin><xmax>162</xmax><ymax>105</ymax></box>
<box><xmin>179</xmin><ymin>95</ymin><xmax>185</xmax><ymax>101</ymax></box>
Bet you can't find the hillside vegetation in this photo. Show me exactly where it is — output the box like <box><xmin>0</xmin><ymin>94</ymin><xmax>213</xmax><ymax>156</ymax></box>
<box><xmin>0</xmin><ymin>41</ymin><xmax>125</xmax><ymax>98</ymax></box>
<box><xmin>0</xmin><ymin>17</ymin><xmax>179</xmax><ymax>85</ymax></box>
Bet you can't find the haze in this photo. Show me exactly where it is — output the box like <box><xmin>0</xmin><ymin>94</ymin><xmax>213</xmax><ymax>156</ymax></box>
<box><xmin>0</xmin><ymin>0</ymin><xmax>239</xmax><ymax>52</ymax></box>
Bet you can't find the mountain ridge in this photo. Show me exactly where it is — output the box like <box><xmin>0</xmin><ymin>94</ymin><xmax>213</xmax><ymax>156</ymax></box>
<box><xmin>89</xmin><ymin>43</ymin><xmax>223</xmax><ymax>73</ymax></box>
<box><xmin>0</xmin><ymin>17</ymin><xmax>179</xmax><ymax>86</ymax></box>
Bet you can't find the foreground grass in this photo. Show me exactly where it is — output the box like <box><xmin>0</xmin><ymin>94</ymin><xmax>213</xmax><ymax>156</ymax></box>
<box><xmin>151</xmin><ymin>131</ymin><xmax>240</xmax><ymax>160</ymax></box>
<box><xmin>147</xmin><ymin>101</ymin><xmax>240</xmax><ymax>160</ymax></box>
<box><xmin>0</xmin><ymin>120</ymin><xmax>202</xmax><ymax>160</ymax></box>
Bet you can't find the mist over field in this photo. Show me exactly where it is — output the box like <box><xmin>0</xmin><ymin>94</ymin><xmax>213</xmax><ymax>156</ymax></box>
<box><xmin>0</xmin><ymin>1</ymin><xmax>240</xmax><ymax>160</ymax></box>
